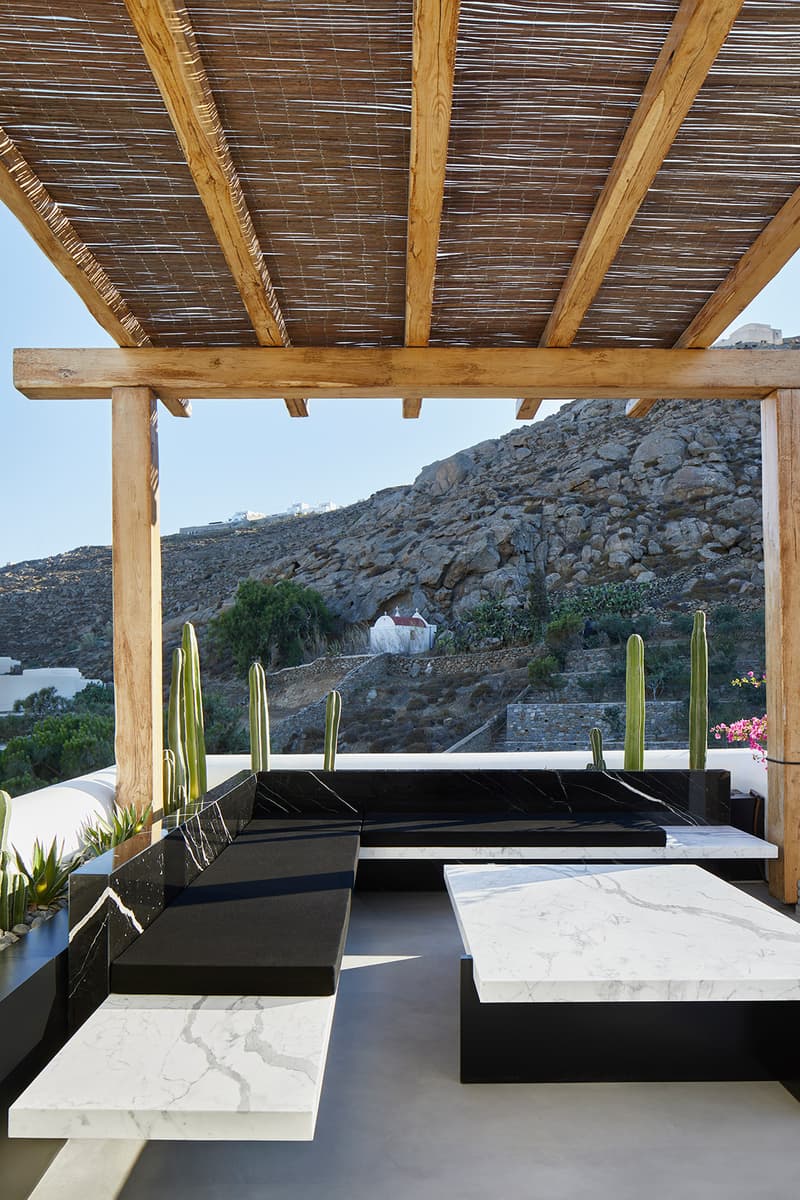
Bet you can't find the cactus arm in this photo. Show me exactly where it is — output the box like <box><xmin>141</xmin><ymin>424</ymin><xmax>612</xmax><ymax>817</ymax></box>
<box><xmin>167</xmin><ymin>648</ymin><xmax>189</xmax><ymax>806</ymax></box>
<box><xmin>623</xmin><ymin>634</ymin><xmax>646</xmax><ymax>772</ymax></box>
<box><xmin>324</xmin><ymin>690</ymin><xmax>342</xmax><ymax>771</ymax></box>
<box><xmin>182</xmin><ymin>622</ymin><xmax>207</xmax><ymax>799</ymax></box>
<box><xmin>258</xmin><ymin>664</ymin><xmax>270</xmax><ymax>772</ymax></box>
<box><xmin>0</xmin><ymin>789</ymin><xmax>10</xmax><ymax>870</ymax></box>
<box><xmin>588</xmin><ymin>727</ymin><xmax>607</xmax><ymax>771</ymax></box>
<box><xmin>689</xmin><ymin>610</ymin><xmax>709</xmax><ymax>771</ymax></box>
<box><xmin>162</xmin><ymin>749</ymin><xmax>177</xmax><ymax>816</ymax></box>
<box><xmin>249</xmin><ymin>663</ymin><xmax>264</xmax><ymax>772</ymax></box>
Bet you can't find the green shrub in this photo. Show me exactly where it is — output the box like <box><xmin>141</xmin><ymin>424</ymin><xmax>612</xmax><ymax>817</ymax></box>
<box><xmin>0</xmin><ymin>712</ymin><xmax>115</xmax><ymax>796</ymax></box>
<box><xmin>211</xmin><ymin>579</ymin><xmax>335</xmax><ymax>674</ymax></box>
<box><xmin>544</xmin><ymin>613</ymin><xmax>583</xmax><ymax>665</ymax></box>
<box><xmin>527</xmin><ymin>654</ymin><xmax>563</xmax><ymax>691</ymax></box>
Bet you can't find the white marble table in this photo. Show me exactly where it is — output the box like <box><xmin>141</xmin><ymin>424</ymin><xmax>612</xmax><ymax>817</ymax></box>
<box><xmin>10</xmin><ymin>991</ymin><xmax>337</xmax><ymax>1141</ymax></box>
<box><xmin>445</xmin><ymin>862</ymin><xmax>800</xmax><ymax>1003</ymax></box>
<box><xmin>360</xmin><ymin>825</ymin><xmax>777</xmax><ymax>861</ymax></box>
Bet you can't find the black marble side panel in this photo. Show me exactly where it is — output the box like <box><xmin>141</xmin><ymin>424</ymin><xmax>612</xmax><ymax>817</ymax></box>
<box><xmin>68</xmin><ymin>771</ymin><xmax>256</xmax><ymax>1030</ymax></box>
<box><xmin>459</xmin><ymin>958</ymin><xmax>800</xmax><ymax>1089</ymax></box>
<box><xmin>0</xmin><ymin>910</ymin><xmax>68</xmax><ymax>1086</ymax></box>
<box><xmin>255</xmin><ymin>769</ymin><xmax>730</xmax><ymax>824</ymax></box>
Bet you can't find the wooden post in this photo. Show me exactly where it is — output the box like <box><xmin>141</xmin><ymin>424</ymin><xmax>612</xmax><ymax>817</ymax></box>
<box><xmin>111</xmin><ymin>386</ymin><xmax>162</xmax><ymax>818</ymax></box>
<box><xmin>761</xmin><ymin>389</ymin><xmax>800</xmax><ymax>903</ymax></box>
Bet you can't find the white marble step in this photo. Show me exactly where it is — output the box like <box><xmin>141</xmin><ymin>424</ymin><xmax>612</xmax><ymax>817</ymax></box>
<box><xmin>446</xmin><ymin>862</ymin><xmax>800</xmax><ymax>1004</ymax></box>
<box><xmin>359</xmin><ymin>825</ymin><xmax>777</xmax><ymax>861</ymax></box>
<box><xmin>10</xmin><ymin>991</ymin><xmax>337</xmax><ymax>1141</ymax></box>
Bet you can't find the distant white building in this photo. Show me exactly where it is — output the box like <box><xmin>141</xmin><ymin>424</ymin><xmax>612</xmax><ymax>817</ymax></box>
<box><xmin>286</xmin><ymin>500</ymin><xmax>339</xmax><ymax>517</ymax></box>
<box><xmin>370</xmin><ymin>609</ymin><xmax>437</xmax><ymax>655</ymax></box>
<box><xmin>717</xmin><ymin>322</ymin><xmax>783</xmax><ymax>347</ymax></box>
<box><xmin>0</xmin><ymin>664</ymin><xmax>102</xmax><ymax>714</ymax></box>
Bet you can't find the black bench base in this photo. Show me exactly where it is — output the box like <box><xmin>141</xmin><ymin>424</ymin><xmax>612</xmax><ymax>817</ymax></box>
<box><xmin>459</xmin><ymin>958</ymin><xmax>800</xmax><ymax>1095</ymax></box>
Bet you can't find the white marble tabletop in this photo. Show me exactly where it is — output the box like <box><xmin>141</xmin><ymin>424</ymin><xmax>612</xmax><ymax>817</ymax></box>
<box><xmin>359</xmin><ymin>825</ymin><xmax>777</xmax><ymax>861</ymax></box>
<box><xmin>445</xmin><ymin>862</ymin><xmax>800</xmax><ymax>1004</ymax></box>
<box><xmin>10</xmin><ymin>991</ymin><xmax>337</xmax><ymax>1141</ymax></box>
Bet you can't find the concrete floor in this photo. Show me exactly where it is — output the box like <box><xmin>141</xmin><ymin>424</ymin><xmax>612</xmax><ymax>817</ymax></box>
<box><xmin>22</xmin><ymin>887</ymin><xmax>800</xmax><ymax>1200</ymax></box>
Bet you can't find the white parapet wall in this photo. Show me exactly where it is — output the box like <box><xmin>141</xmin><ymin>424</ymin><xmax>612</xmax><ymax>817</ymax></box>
<box><xmin>5</xmin><ymin>749</ymin><xmax>766</xmax><ymax>867</ymax></box>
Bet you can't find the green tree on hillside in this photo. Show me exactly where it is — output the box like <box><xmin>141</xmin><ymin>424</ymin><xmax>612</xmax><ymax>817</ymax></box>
<box><xmin>211</xmin><ymin>579</ymin><xmax>335</xmax><ymax>674</ymax></box>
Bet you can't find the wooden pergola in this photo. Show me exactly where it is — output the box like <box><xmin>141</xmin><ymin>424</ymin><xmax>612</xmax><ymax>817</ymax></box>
<box><xmin>3</xmin><ymin>1</ymin><xmax>800</xmax><ymax>899</ymax></box>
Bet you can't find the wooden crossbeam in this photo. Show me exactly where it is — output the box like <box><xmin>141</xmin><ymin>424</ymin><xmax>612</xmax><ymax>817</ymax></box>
<box><xmin>403</xmin><ymin>0</ymin><xmax>460</xmax><ymax>417</ymax></box>
<box><xmin>626</xmin><ymin>184</ymin><xmax>800</xmax><ymax>419</ymax></box>
<box><xmin>14</xmin><ymin>347</ymin><xmax>800</xmax><ymax>402</ymax></box>
<box><xmin>125</xmin><ymin>0</ymin><xmax>307</xmax><ymax>417</ymax></box>
<box><xmin>540</xmin><ymin>0</ymin><xmax>743</xmax><ymax>350</ymax></box>
<box><xmin>0</xmin><ymin>126</ymin><xmax>190</xmax><ymax>419</ymax></box>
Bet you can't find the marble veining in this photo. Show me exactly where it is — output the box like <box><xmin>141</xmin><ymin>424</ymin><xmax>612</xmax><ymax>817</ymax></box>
<box><xmin>358</xmin><ymin>825</ymin><xmax>777</xmax><ymax>860</ymax></box>
<box><xmin>67</xmin><ymin>772</ymin><xmax>256</xmax><ymax>1029</ymax></box>
<box><xmin>254</xmin><ymin>768</ymin><xmax>729</xmax><ymax>822</ymax></box>
<box><xmin>10</xmin><ymin>991</ymin><xmax>336</xmax><ymax>1141</ymax></box>
<box><xmin>445</xmin><ymin>862</ymin><xmax>800</xmax><ymax>1004</ymax></box>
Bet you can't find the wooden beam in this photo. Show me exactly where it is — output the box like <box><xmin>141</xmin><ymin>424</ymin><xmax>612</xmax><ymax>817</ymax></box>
<box><xmin>111</xmin><ymin>387</ymin><xmax>163</xmax><ymax>819</ymax></box>
<box><xmin>541</xmin><ymin>0</ymin><xmax>743</xmax><ymax>348</ymax></box>
<box><xmin>516</xmin><ymin>398</ymin><xmax>544</xmax><ymax>421</ymax></box>
<box><xmin>15</xmin><ymin>347</ymin><xmax>800</xmax><ymax>402</ymax></box>
<box><xmin>124</xmin><ymin>0</ymin><xmax>307</xmax><ymax>417</ymax></box>
<box><xmin>403</xmin><ymin>0</ymin><xmax>460</xmax><ymax>417</ymax></box>
<box><xmin>761</xmin><ymin>389</ymin><xmax>800</xmax><ymax>904</ymax></box>
<box><xmin>0</xmin><ymin>126</ymin><xmax>190</xmax><ymax>419</ymax></box>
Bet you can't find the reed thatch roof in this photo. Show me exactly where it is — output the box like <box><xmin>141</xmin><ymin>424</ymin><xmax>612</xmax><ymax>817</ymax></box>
<box><xmin>1</xmin><ymin>1</ymin><xmax>799</xmax><ymax>366</ymax></box>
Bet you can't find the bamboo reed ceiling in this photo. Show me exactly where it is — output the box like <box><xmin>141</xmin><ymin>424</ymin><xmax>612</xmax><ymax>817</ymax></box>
<box><xmin>0</xmin><ymin>0</ymin><xmax>798</xmax><ymax>353</ymax></box>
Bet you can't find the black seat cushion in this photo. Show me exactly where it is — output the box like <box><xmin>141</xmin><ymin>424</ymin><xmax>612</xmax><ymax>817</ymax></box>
<box><xmin>360</xmin><ymin>813</ymin><xmax>667</xmax><ymax>847</ymax></box>
<box><xmin>111</xmin><ymin>818</ymin><xmax>360</xmax><ymax>996</ymax></box>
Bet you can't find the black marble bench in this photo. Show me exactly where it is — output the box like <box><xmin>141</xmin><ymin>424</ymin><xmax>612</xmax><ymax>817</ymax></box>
<box><xmin>111</xmin><ymin>817</ymin><xmax>360</xmax><ymax>996</ymax></box>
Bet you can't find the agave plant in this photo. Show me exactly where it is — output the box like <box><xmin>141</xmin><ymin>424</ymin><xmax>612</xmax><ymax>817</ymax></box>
<box><xmin>15</xmin><ymin>838</ymin><xmax>76</xmax><ymax>907</ymax></box>
<box><xmin>81</xmin><ymin>803</ymin><xmax>153</xmax><ymax>859</ymax></box>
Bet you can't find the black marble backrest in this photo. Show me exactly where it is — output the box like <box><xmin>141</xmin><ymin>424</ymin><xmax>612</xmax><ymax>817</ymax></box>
<box><xmin>67</xmin><ymin>771</ymin><xmax>256</xmax><ymax>1030</ymax></box>
<box><xmin>255</xmin><ymin>768</ymin><xmax>730</xmax><ymax>825</ymax></box>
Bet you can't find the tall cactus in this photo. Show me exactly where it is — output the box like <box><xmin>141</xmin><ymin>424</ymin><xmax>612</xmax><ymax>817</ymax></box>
<box><xmin>163</xmin><ymin>749</ymin><xmax>177</xmax><ymax>816</ymax></box>
<box><xmin>167</xmin><ymin>647</ymin><xmax>189</xmax><ymax>808</ymax></box>
<box><xmin>324</xmin><ymin>690</ymin><xmax>342</xmax><ymax>771</ymax></box>
<box><xmin>0</xmin><ymin>789</ymin><xmax>29</xmax><ymax>931</ymax></box>
<box><xmin>624</xmin><ymin>634</ymin><xmax>646</xmax><ymax>771</ymax></box>
<box><xmin>182</xmin><ymin>621</ymin><xmax>208</xmax><ymax>800</ymax></box>
<box><xmin>588</xmin><ymin>727</ymin><xmax>607</xmax><ymax>771</ymax></box>
<box><xmin>689</xmin><ymin>610</ymin><xmax>709</xmax><ymax>771</ymax></box>
<box><xmin>249</xmin><ymin>662</ymin><xmax>271</xmax><ymax>772</ymax></box>
<box><xmin>0</xmin><ymin>789</ymin><xmax>11</xmax><ymax>869</ymax></box>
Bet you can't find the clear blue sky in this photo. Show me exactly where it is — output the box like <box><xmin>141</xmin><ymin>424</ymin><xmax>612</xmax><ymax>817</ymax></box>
<box><xmin>1</xmin><ymin>200</ymin><xmax>798</xmax><ymax>565</ymax></box>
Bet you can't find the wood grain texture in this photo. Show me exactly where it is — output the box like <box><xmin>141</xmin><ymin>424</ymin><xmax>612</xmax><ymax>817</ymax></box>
<box><xmin>0</xmin><ymin>126</ymin><xmax>190</xmax><ymax>418</ymax></box>
<box><xmin>541</xmin><ymin>0</ymin><xmax>743</xmax><ymax>348</ymax></box>
<box><xmin>761</xmin><ymin>389</ymin><xmax>800</xmax><ymax>903</ymax></box>
<box><xmin>14</xmin><ymin>347</ymin><xmax>800</xmax><ymax>402</ymax></box>
<box><xmin>125</xmin><ymin>0</ymin><xmax>307</xmax><ymax>417</ymax></box>
<box><xmin>111</xmin><ymin>387</ymin><xmax>163</xmax><ymax>819</ymax></box>
<box><xmin>404</xmin><ymin>0</ymin><xmax>460</xmax><ymax>417</ymax></box>
<box><xmin>516</xmin><ymin>398</ymin><xmax>544</xmax><ymax>421</ymax></box>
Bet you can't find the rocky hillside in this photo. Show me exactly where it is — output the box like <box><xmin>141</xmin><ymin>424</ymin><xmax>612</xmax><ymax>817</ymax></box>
<box><xmin>0</xmin><ymin>396</ymin><xmax>763</xmax><ymax>680</ymax></box>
